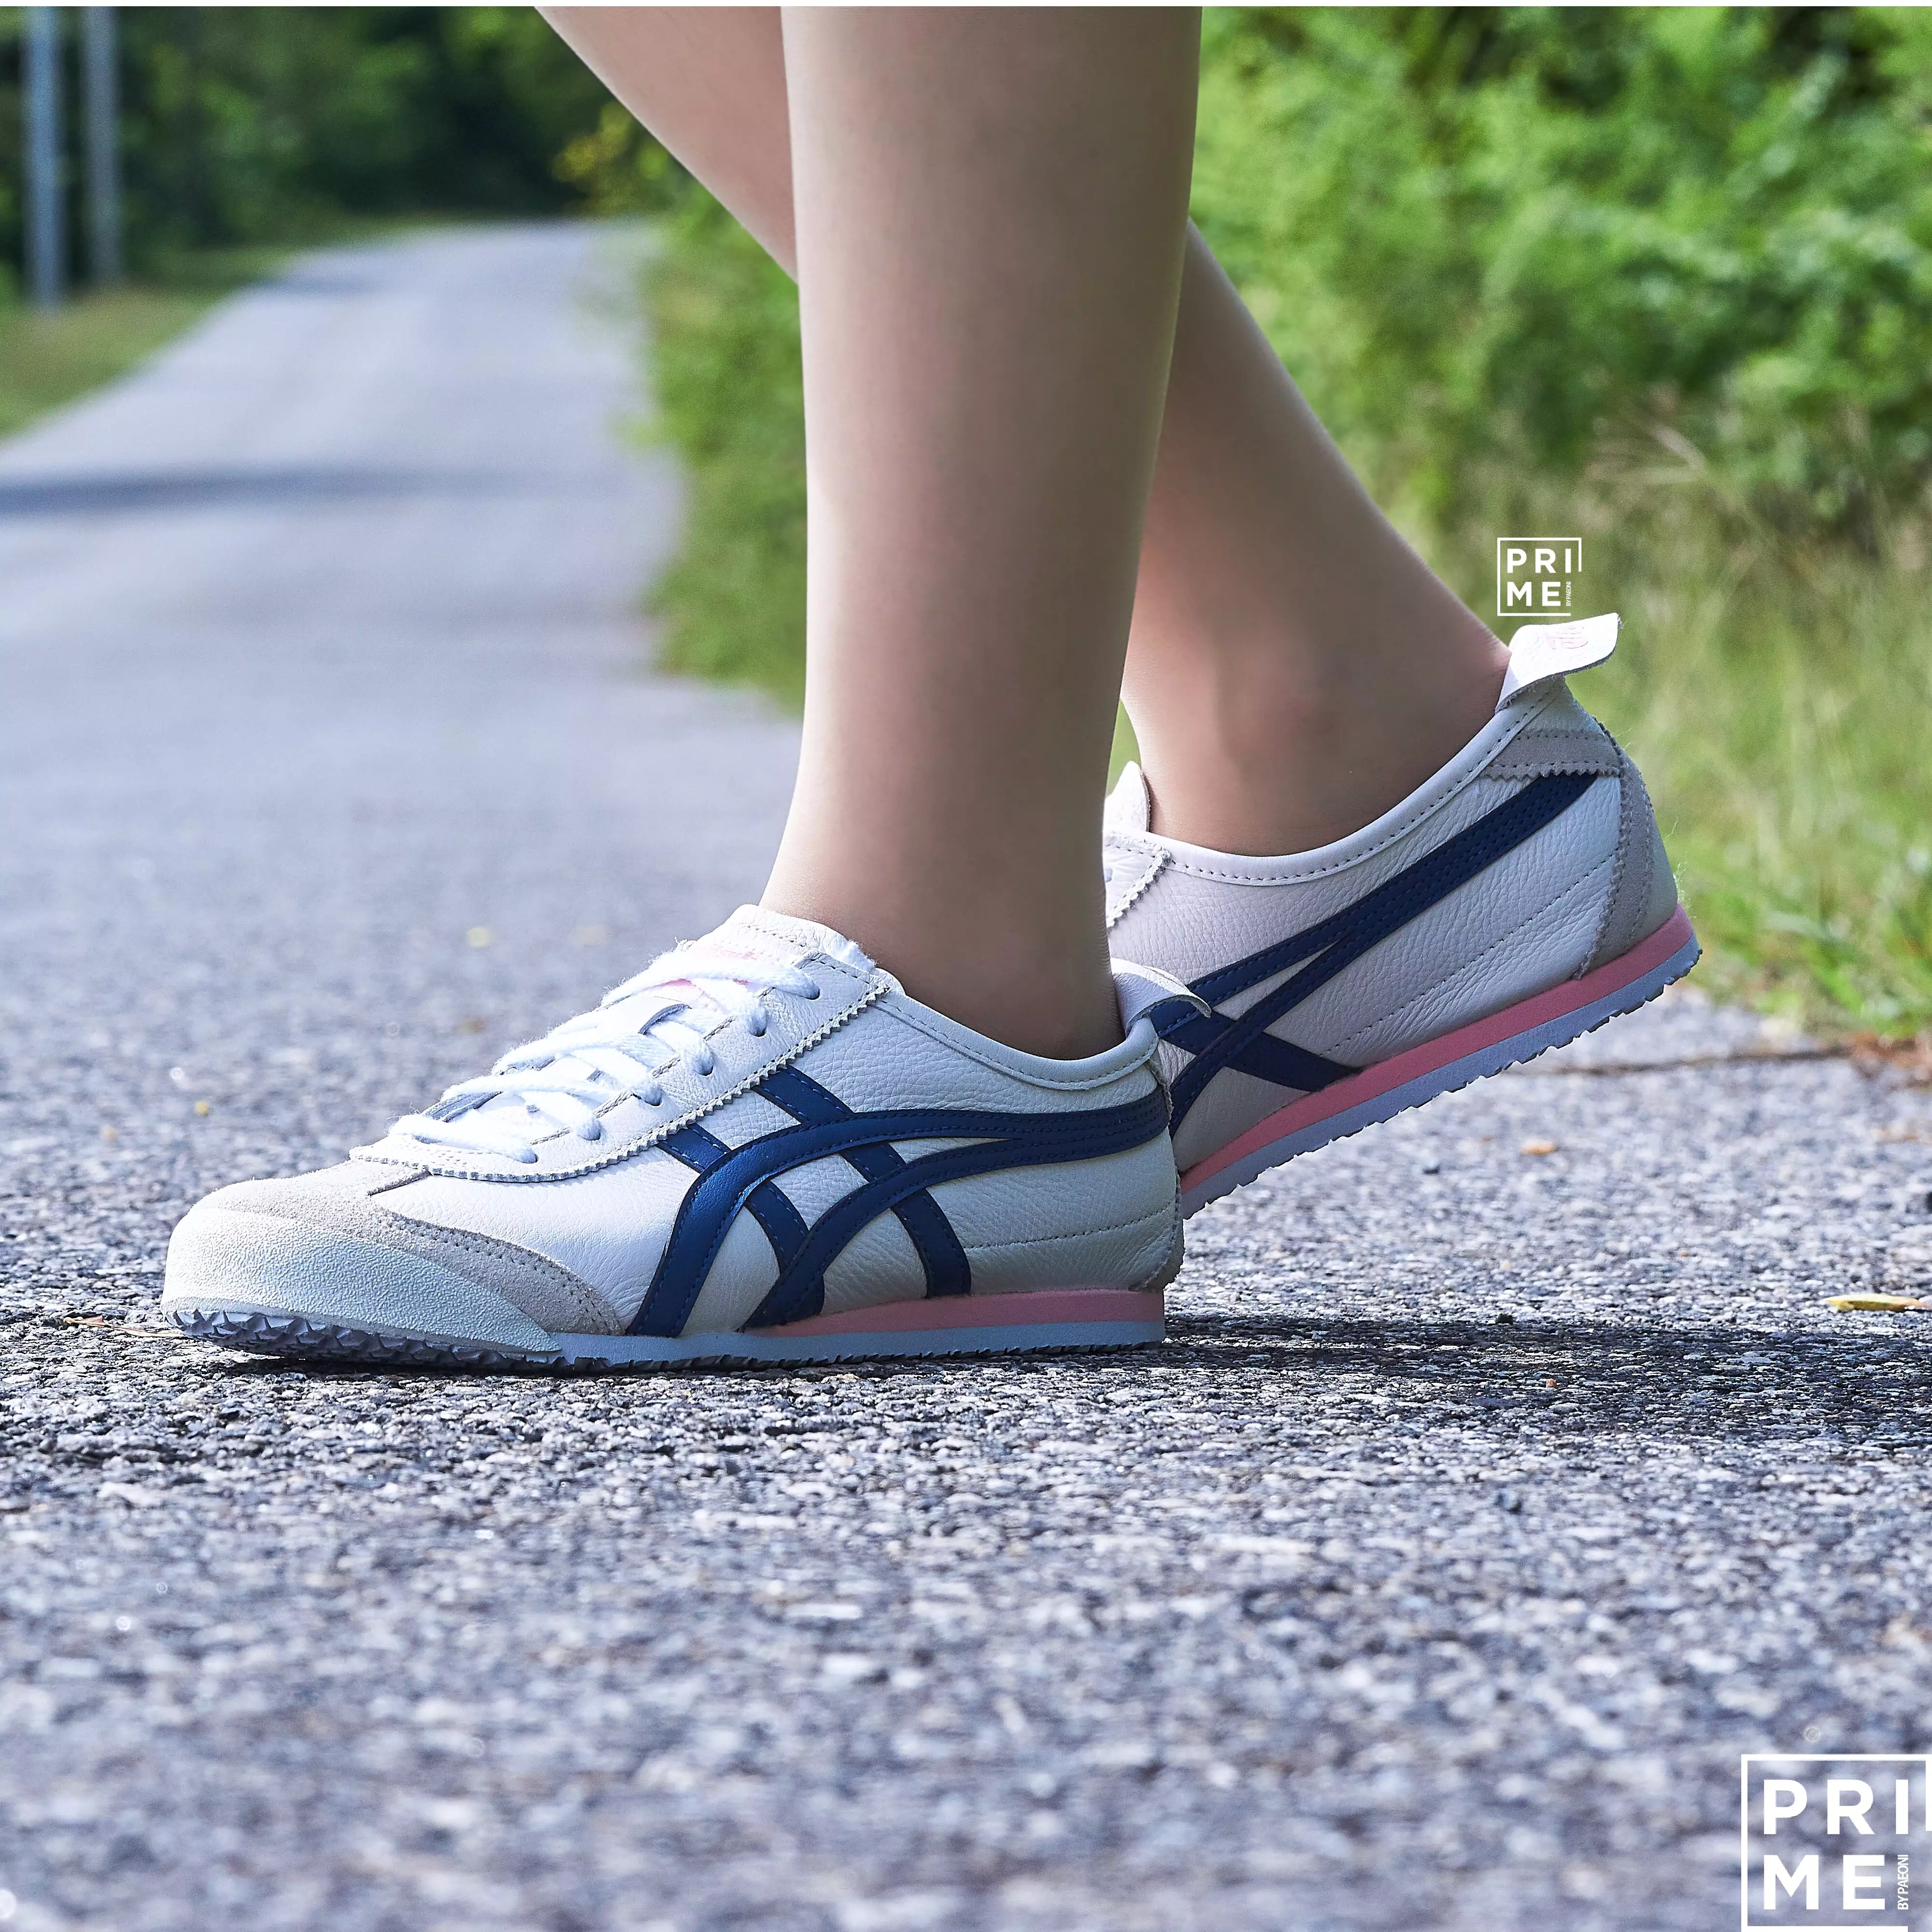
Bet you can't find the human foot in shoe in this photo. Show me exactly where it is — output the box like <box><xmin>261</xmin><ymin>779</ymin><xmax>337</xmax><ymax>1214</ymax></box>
<box><xmin>162</xmin><ymin>909</ymin><xmax>1198</xmax><ymax>1368</ymax></box>
<box><xmin>1105</xmin><ymin>615</ymin><xmax>1700</xmax><ymax>1215</ymax></box>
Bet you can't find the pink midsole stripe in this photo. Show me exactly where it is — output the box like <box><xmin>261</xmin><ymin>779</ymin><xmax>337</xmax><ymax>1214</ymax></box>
<box><xmin>769</xmin><ymin>1287</ymin><xmax>1164</xmax><ymax>1338</ymax></box>
<box><xmin>1181</xmin><ymin>904</ymin><xmax>1696</xmax><ymax>1195</ymax></box>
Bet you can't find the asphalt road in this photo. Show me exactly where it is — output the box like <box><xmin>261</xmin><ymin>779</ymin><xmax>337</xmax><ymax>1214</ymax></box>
<box><xmin>6</xmin><ymin>226</ymin><xmax>1932</xmax><ymax>1932</ymax></box>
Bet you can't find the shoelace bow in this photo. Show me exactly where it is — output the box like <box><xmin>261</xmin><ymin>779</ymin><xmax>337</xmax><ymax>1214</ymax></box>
<box><xmin>391</xmin><ymin>945</ymin><xmax>824</xmax><ymax>1162</ymax></box>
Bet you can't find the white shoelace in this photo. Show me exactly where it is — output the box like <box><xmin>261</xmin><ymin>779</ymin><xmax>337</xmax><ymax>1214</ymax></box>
<box><xmin>392</xmin><ymin>944</ymin><xmax>824</xmax><ymax>1163</ymax></box>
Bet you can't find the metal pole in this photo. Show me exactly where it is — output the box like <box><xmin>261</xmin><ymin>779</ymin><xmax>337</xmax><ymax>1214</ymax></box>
<box><xmin>24</xmin><ymin>7</ymin><xmax>66</xmax><ymax>308</ymax></box>
<box><xmin>84</xmin><ymin>8</ymin><xmax>121</xmax><ymax>286</ymax></box>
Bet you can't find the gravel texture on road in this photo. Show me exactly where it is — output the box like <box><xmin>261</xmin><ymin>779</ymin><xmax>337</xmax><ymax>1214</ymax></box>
<box><xmin>6</xmin><ymin>227</ymin><xmax>1932</xmax><ymax>1932</ymax></box>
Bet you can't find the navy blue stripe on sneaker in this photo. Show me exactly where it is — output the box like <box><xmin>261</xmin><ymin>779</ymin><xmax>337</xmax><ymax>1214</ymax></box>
<box><xmin>763</xmin><ymin>1066</ymin><xmax>971</xmax><ymax>1298</ymax></box>
<box><xmin>1159</xmin><ymin>1010</ymin><xmax>1355</xmax><ymax>1096</ymax></box>
<box><xmin>744</xmin><ymin>1086</ymin><xmax>1172</xmax><ymax>1330</ymax></box>
<box><xmin>662</xmin><ymin>1124</ymin><xmax>810</xmax><ymax>1274</ymax></box>
<box><xmin>1165</xmin><ymin>773</ymin><xmax>1593</xmax><ymax>1131</ymax></box>
<box><xmin>629</xmin><ymin>1083</ymin><xmax>1170</xmax><ymax>1339</ymax></box>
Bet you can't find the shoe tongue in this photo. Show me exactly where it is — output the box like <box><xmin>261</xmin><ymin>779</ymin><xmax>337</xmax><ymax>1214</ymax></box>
<box><xmin>463</xmin><ymin>910</ymin><xmax>873</xmax><ymax>1136</ymax></box>
<box><xmin>584</xmin><ymin>907</ymin><xmax>870</xmax><ymax>1056</ymax></box>
<box><xmin>705</xmin><ymin>905</ymin><xmax>875</xmax><ymax>974</ymax></box>
<box><xmin>1105</xmin><ymin>762</ymin><xmax>1153</xmax><ymax>836</ymax></box>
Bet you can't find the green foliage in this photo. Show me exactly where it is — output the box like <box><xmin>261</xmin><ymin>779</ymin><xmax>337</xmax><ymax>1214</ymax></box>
<box><xmin>1194</xmin><ymin>7</ymin><xmax>1932</xmax><ymax>541</ymax></box>
<box><xmin>554</xmin><ymin>101</ymin><xmax>688</xmax><ymax>216</ymax></box>
<box><xmin>0</xmin><ymin>256</ymin><xmax>272</xmax><ymax>437</ymax></box>
<box><xmin>643</xmin><ymin>191</ymin><xmax>807</xmax><ymax>705</ymax></box>
<box><xmin>0</xmin><ymin>8</ymin><xmax>623</xmax><ymax>282</ymax></box>
<box><xmin>1544</xmin><ymin>519</ymin><xmax>1932</xmax><ymax>1035</ymax></box>
<box><xmin>1196</xmin><ymin>5</ymin><xmax>1932</xmax><ymax>1035</ymax></box>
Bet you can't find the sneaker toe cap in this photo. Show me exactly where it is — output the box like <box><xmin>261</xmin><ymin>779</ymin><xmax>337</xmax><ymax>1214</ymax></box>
<box><xmin>162</xmin><ymin>1187</ymin><xmax>558</xmax><ymax>1358</ymax></box>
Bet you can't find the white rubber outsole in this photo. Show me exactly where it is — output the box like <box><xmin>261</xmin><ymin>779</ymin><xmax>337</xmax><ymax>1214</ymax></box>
<box><xmin>167</xmin><ymin>1287</ymin><xmax>1167</xmax><ymax>1372</ymax></box>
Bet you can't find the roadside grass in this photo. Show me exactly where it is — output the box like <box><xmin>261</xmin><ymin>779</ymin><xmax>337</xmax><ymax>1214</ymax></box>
<box><xmin>0</xmin><ymin>227</ymin><xmax>453</xmax><ymax>444</ymax></box>
<box><xmin>640</xmin><ymin>205</ymin><xmax>1932</xmax><ymax>1041</ymax></box>
<box><xmin>640</xmin><ymin>196</ymin><xmax>807</xmax><ymax>707</ymax></box>
<box><xmin>0</xmin><ymin>249</ymin><xmax>296</xmax><ymax>441</ymax></box>
<box><xmin>1557</xmin><ymin>519</ymin><xmax>1932</xmax><ymax>1035</ymax></box>
<box><xmin>0</xmin><ymin>288</ymin><xmax>220</xmax><ymax>440</ymax></box>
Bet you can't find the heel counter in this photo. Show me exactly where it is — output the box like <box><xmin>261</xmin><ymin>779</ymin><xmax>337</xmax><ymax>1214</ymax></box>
<box><xmin>1486</xmin><ymin>683</ymin><xmax>1624</xmax><ymax>780</ymax></box>
<box><xmin>1132</xmin><ymin>1198</ymin><xmax>1187</xmax><ymax>1295</ymax></box>
<box><xmin>1588</xmin><ymin>744</ymin><xmax>1679</xmax><ymax>971</ymax></box>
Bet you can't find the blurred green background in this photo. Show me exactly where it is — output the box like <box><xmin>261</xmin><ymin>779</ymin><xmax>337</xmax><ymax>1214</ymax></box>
<box><xmin>0</xmin><ymin>6</ymin><xmax>610</xmax><ymax>268</ymax></box>
<box><xmin>5</xmin><ymin>7</ymin><xmax>1930</xmax><ymax>1039</ymax></box>
<box><xmin>0</xmin><ymin>5</ymin><xmax>652</xmax><ymax>431</ymax></box>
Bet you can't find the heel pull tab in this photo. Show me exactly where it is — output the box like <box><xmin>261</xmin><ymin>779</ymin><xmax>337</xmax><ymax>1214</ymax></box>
<box><xmin>1498</xmin><ymin>613</ymin><xmax>1621</xmax><ymax>709</ymax></box>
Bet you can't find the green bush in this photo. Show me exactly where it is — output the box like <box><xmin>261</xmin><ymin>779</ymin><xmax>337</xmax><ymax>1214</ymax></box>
<box><xmin>643</xmin><ymin>189</ymin><xmax>807</xmax><ymax>704</ymax></box>
<box><xmin>1542</xmin><ymin>516</ymin><xmax>1932</xmax><ymax>1033</ymax></box>
<box><xmin>0</xmin><ymin>8</ymin><xmax>621</xmax><ymax>277</ymax></box>
<box><xmin>1195</xmin><ymin>8</ymin><xmax>1932</xmax><ymax>542</ymax></box>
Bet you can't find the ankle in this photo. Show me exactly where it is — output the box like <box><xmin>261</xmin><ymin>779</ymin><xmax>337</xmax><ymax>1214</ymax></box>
<box><xmin>1131</xmin><ymin>640</ymin><xmax>1506</xmax><ymax>856</ymax></box>
<box><xmin>759</xmin><ymin>888</ymin><xmax>1122</xmax><ymax>1061</ymax></box>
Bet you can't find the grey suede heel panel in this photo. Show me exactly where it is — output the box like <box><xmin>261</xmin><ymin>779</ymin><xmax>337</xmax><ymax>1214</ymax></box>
<box><xmin>1485</xmin><ymin>729</ymin><xmax>1622</xmax><ymax>781</ymax></box>
<box><xmin>203</xmin><ymin>1177</ymin><xmax>617</xmax><ymax>1335</ymax></box>
<box><xmin>1586</xmin><ymin>745</ymin><xmax>1677</xmax><ymax>972</ymax></box>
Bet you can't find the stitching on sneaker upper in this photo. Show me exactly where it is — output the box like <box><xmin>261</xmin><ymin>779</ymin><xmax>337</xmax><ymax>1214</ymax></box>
<box><xmin>1586</xmin><ymin>757</ymin><xmax>1633</xmax><ymax>975</ymax></box>
<box><xmin>1103</xmin><ymin>843</ymin><xmax>1166</xmax><ymax>927</ymax></box>
<box><xmin>957</xmin><ymin>1199</ymin><xmax>1178</xmax><ymax>1254</ymax></box>
<box><xmin>1585</xmin><ymin>739</ymin><xmax>1651</xmax><ymax>975</ymax></box>
<box><xmin>874</xmin><ymin>998</ymin><xmax>1164</xmax><ymax>1093</ymax></box>
<box><xmin>365</xmin><ymin>1166</ymin><xmax>426</xmax><ymax>1195</ymax></box>
<box><xmin>1492</xmin><ymin>762</ymin><xmax>1605</xmax><ymax>779</ymax></box>
<box><xmin>353</xmin><ymin>966</ymin><xmax>890</xmax><ymax>1184</ymax></box>
<box><xmin>1111</xmin><ymin>695</ymin><xmax>1554</xmax><ymax>889</ymax></box>
<box><xmin>384</xmin><ymin>1209</ymin><xmax>613</xmax><ymax>1323</ymax></box>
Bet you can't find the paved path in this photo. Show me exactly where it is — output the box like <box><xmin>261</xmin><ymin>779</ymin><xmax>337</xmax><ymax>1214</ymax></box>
<box><xmin>6</xmin><ymin>226</ymin><xmax>1932</xmax><ymax>1932</ymax></box>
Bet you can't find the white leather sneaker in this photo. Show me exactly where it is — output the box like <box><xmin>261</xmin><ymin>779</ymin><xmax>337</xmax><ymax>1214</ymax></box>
<box><xmin>163</xmin><ymin>908</ymin><xmax>1195</xmax><ymax>1368</ymax></box>
<box><xmin>1105</xmin><ymin>615</ymin><xmax>1700</xmax><ymax>1216</ymax></box>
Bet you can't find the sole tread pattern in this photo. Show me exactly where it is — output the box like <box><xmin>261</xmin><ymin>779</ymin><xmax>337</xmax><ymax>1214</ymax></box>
<box><xmin>168</xmin><ymin>1306</ymin><xmax>1165</xmax><ymax>1374</ymax></box>
<box><xmin>170</xmin><ymin>1307</ymin><xmax>547</xmax><ymax>1373</ymax></box>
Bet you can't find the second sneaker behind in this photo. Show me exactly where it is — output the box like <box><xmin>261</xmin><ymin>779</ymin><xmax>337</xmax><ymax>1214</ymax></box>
<box><xmin>1105</xmin><ymin>615</ymin><xmax>1700</xmax><ymax>1215</ymax></box>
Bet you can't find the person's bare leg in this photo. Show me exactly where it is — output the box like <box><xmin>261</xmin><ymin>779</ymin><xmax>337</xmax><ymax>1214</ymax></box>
<box><xmin>1121</xmin><ymin>232</ymin><xmax>1506</xmax><ymax>853</ymax></box>
<box><xmin>741</xmin><ymin>10</ymin><xmax>1194</xmax><ymax>1058</ymax></box>
<box><xmin>543</xmin><ymin>8</ymin><xmax>1504</xmax><ymax>869</ymax></box>
<box><xmin>545</xmin><ymin>8</ymin><xmax>797</xmax><ymax>266</ymax></box>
